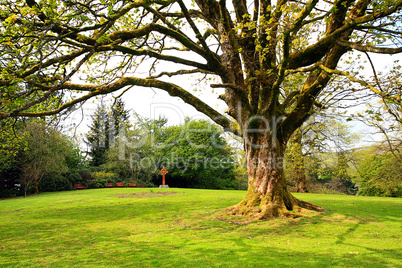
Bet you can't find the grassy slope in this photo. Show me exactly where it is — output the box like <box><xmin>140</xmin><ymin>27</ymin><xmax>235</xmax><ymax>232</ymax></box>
<box><xmin>0</xmin><ymin>188</ymin><xmax>400</xmax><ymax>268</ymax></box>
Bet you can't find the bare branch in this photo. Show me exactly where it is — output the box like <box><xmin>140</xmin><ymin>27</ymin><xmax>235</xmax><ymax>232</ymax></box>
<box><xmin>337</xmin><ymin>41</ymin><xmax>402</xmax><ymax>54</ymax></box>
<box><xmin>317</xmin><ymin>63</ymin><xmax>402</xmax><ymax>104</ymax></box>
<box><xmin>148</xmin><ymin>69</ymin><xmax>214</xmax><ymax>79</ymax></box>
<box><xmin>2</xmin><ymin>76</ymin><xmax>240</xmax><ymax>135</ymax></box>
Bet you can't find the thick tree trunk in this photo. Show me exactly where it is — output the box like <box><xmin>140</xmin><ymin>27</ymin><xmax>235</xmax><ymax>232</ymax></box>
<box><xmin>295</xmin><ymin>173</ymin><xmax>309</xmax><ymax>193</ymax></box>
<box><xmin>228</xmin><ymin>133</ymin><xmax>323</xmax><ymax>219</ymax></box>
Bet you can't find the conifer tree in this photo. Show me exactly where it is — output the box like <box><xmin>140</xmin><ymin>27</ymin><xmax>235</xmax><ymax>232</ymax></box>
<box><xmin>86</xmin><ymin>100</ymin><xmax>129</xmax><ymax>166</ymax></box>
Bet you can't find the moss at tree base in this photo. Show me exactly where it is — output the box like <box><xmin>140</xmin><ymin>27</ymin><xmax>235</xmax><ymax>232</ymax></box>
<box><xmin>226</xmin><ymin>190</ymin><xmax>325</xmax><ymax>220</ymax></box>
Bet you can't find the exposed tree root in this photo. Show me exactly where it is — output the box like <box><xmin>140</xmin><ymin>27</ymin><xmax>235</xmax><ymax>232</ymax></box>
<box><xmin>226</xmin><ymin>203</ymin><xmax>304</xmax><ymax>220</ymax></box>
<box><xmin>225</xmin><ymin>190</ymin><xmax>324</xmax><ymax>220</ymax></box>
<box><xmin>293</xmin><ymin>197</ymin><xmax>325</xmax><ymax>212</ymax></box>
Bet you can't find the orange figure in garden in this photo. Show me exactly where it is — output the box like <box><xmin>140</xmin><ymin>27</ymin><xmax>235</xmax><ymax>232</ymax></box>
<box><xmin>159</xmin><ymin>166</ymin><xmax>168</xmax><ymax>186</ymax></box>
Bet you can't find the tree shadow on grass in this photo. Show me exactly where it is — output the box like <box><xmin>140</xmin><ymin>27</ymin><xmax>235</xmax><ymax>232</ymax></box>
<box><xmin>296</xmin><ymin>194</ymin><xmax>402</xmax><ymax>222</ymax></box>
<box><xmin>118</xmin><ymin>236</ymin><xmax>401</xmax><ymax>268</ymax></box>
<box><xmin>193</xmin><ymin>195</ymin><xmax>402</xmax><ymax>267</ymax></box>
<box><xmin>1</xmin><ymin>192</ymin><xmax>400</xmax><ymax>267</ymax></box>
<box><xmin>2</xmin><ymin>224</ymin><xmax>400</xmax><ymax>268</ymax></box>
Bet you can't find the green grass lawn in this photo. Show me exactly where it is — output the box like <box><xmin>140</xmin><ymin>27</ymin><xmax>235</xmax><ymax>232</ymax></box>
<box><xmin>0</xmin><ymin>188</ymin><xmax>400</xmax><ymax>267</ymax></box>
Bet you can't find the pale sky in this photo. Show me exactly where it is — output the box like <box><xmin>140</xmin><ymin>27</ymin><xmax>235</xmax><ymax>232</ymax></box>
<box><xmin>63</xmin><ymin>74</ymin><xmax>227</xmax><ymax>145</ymax></box>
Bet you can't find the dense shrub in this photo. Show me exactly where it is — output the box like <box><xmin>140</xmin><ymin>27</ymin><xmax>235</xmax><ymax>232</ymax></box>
<box><xmin>133</xmin><ymin>172</ymin><xmax>155</xmax><ymax>188</ymax></box>
<box><xmin>290</xmin><ymin>154</ymin><xmax>358</xmax><ymax>195</ymax></box>
<box><xmin>0</xmin><ymin>189</ymin><xmax>19</xmax><ymax>198</ymax></box>
<box><xmin>91</xmin><ymin>171</ymin><xmax>118</xmax><ymax>181</ymax></box>
<box><xmin>65</xmin><ymin>172</ymin><xmax>82</xmax><ymax>186</ymax></box>
<box><xmin>0</xmin><ymin>168</ymin><xmax>23</xmax><ymax>197</ymax></box>
<box><xmin>322</xmin><ymin>177</ymin><xmax>358</xmax><ymax>195</ymax></box>
<box><xmin>87</xmin><ymin>171</ymin><xmax>119</xmax><ymax>188</ymax></box>
<box><xmin>79</xmin><ymin>170</ymin><xmax>93</xmax><ymax>185</ymax></box>
<box><xmin>358</xmin><ymin>153</ymin><xmax>402</xmax><ymax>197</ymax></box>
<box><xmin>87</xmin><ymin>178</ymin><xmax>108</xmax><ymax>188</ymax></box>
<box><xmin>39</xmin><ymin>174</ymin><xmax>73</xmax><ymax>192</ymax></box>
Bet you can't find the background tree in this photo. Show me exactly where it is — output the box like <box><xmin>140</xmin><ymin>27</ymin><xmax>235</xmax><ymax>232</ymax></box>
<box><xmin>86</xmin><ymin>100</ymin><xmax>129</xmax><ymax>167</ymax></box>
<box><xmin>86</xmin><ymin>102</ymin><xmax>110</xmax><ymax>167</ymax></box>
<box><xmin>319</xmin><ymin>151</ymin><xmax>358</xmax><ymax>194</ymax></box>
<box><xmin>104</xmin><ymin>114</ymin><xmax>175</xmax><ymax>185</ymax></box>
<box><xmin>1</xmin><ymin>0</ymin><xmax>401</xmax><ymax>218</ymax></box>
<box><xmin>285</xmin><ymin>128</ymin><xmax>309</xmax><ymax>193</ymax></box>
<box><xmin>348</xmin><ymin>73</ymin><xmax>402</xmax><ymax>196</ymax></box>
<box><xmin>111</xmin><ymin>98</ymin><xmax>130</xmax><ymax>138</ymax></box>
<box><xmin>38</xmin><ymin>137</ymin><xmax>86</xmax><ymax>193</ymax></box>
<box><xmin>285</xmin><ymin>114</ymin><xmax>358</xmax><ymax>193</ymax></box>
<box><xmin>357</xmin><ymin>149</ymin><xmax>401</xmax><ymax>197</ymax></box>
<box><xmin>351</xmin><ymin>99</ymin><xmax>402</xmax><ymax>197</ymax></box>
<box><xmin>19</xmin><ymin>121</ymin><xmax>70</xmax><ymax>197</ymax></box>
<box><xmin>160</xmin><ymin>119</ymin><xmax>237</xmax><ymax>189</ymax></box>
<box><xmin>0</xmin><ymin>119</ymin><xmax>26</xmax><ymax>196</ymax></box>
<box><xmin>0</xmin><ymin>119</ymin><xmax>26</xmax><ymax>172</ymax></box>
<box><xmin>106</xmin><ymin>116</ymin><xmax>238</xmax><ymax>189</ymax></box>
<box><xmin>0</xmin><ymin>118</ymin><xmax>84</xmax><ymax>197</ymax></box>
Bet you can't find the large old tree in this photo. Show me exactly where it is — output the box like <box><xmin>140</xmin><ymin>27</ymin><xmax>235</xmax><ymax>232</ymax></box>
<box><xmin>1</xmin><ymin>0</ymin><xmax>401</xmax><ymax>218</ymax></box>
